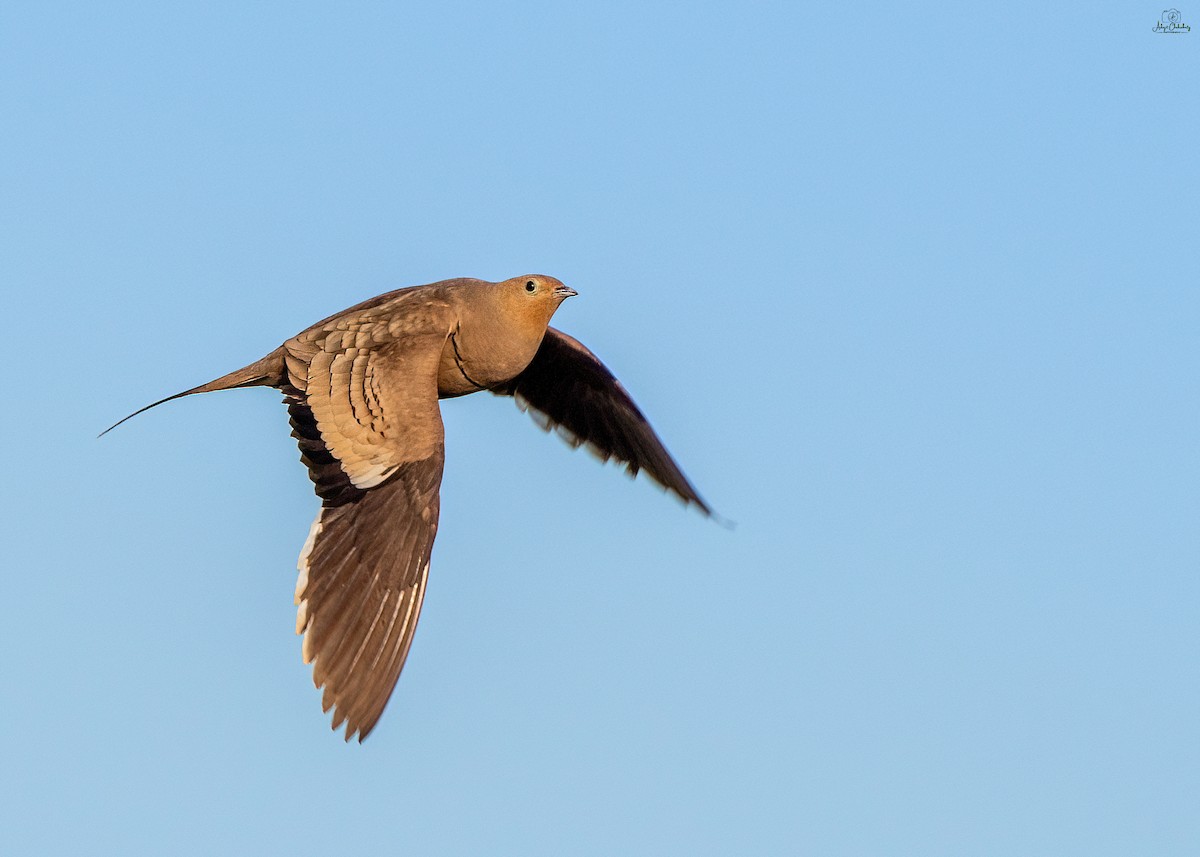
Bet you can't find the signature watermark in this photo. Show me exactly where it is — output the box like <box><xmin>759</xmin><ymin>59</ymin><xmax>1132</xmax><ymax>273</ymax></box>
<box><xmin>1154</xmin><ymin>8</ymin><xmax>1191</xmax><ymax>32</ymax></box>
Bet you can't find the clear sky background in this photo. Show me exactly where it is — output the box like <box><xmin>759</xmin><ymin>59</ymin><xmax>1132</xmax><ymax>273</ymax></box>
<box><xmin>2</xmin><ymin>2</ymin><xmax>1198</xmax><ymax>855</ymax></box>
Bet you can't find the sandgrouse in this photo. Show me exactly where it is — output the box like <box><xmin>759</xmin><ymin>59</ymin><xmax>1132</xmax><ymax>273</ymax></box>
<box><xmin>106</xmin><ymin>275</ymin><xmax>710</xmax><ymax>740</ymax></box>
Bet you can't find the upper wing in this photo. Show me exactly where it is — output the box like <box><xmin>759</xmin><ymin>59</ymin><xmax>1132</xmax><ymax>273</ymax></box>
<box><xmin>494</xmin><ymin>327</ymin><xmax>711</xmax><ymax>515</ymax></box>
<box><xmin>282</xmin><ymin>299</ymin><xmax>454</xmax><ymax>740</ymax></box>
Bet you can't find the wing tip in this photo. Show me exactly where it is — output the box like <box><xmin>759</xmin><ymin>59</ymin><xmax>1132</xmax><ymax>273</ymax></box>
<box><xmin>680</xmin><ymin>492</ymin><xmax>732</xmax><ymax>529</ymax></box>
<box><xmin>707</xmin><ymin>507</ymin><xmax>736</xmax><ymax>530</ymax></box>
<box><xmin>320</xmin><ymin>700</ymin><xmax>374</xmax><ymax>743</ymax></box>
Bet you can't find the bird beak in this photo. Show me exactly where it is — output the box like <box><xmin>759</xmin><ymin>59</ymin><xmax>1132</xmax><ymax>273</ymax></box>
<box><xmin>554</xmin><ymin>284</ymin><xmax>578</xmax><ymax>299</ymax></box>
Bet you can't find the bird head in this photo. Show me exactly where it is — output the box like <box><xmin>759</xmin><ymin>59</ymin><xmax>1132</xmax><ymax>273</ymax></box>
<box><xmin>496</xmin><ymin>274</ymin><xmax>578</xmax><ymax>328</ymax></box>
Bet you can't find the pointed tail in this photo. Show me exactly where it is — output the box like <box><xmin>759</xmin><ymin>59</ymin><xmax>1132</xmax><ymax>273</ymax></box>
<box><xmin>99</xmin><ymin>348</ymin><xmax>286</xmax><ymax>437</ymax></box>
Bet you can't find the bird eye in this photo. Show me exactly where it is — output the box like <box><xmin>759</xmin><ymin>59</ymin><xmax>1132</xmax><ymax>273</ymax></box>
<box><xmin>525</xmin><ymin>280</ymin><xmax>536</xmax><ymax>293</ymax></box>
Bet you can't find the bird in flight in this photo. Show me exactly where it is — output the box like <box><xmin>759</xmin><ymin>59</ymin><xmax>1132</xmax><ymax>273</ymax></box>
<box><xmin>105</xmin><ymin>275</ymin><xmax>711</xmax><ymax>741</ymax></box>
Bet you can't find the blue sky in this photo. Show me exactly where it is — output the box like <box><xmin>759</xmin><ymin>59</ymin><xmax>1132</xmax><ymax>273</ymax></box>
<box><xmin>3</xmin><ymin>2</ymin><xmax>1198</xmax><ymax>854</ymax></box>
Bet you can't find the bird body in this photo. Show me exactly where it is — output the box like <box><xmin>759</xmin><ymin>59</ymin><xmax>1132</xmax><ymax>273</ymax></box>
<box><xmin>107</xmin><ymin>274</ymin><xmax>710</xmax><ymax>740</ymax></box>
